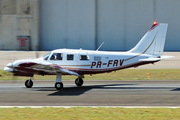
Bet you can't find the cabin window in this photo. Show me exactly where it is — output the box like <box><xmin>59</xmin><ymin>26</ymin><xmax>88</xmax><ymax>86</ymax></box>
<box><xmin>67</xmin><ymin>54</ymin><xmax>74</xmax><ymax>60</ymax></box>
<box><xmin>80</xmin><ymin>55</ymin><xmax>89</xmax><ymax>60</ymax></box>
<box><xmin>94</xmin><ymin>56</ymin><xmax>101</xmax><ymax>61</ymax></box>
<box><xmin>50</xmin><ymin>53</ymin><xmax>63</xmax><ymax>60</ymax></box>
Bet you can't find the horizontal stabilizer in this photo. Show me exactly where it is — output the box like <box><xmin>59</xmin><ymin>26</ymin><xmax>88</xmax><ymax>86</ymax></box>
<box><xmin>139</xmin><ymin>56</ymin><xmax>174</xmax><ymax>62</ymax></box>
<box><xmin>160</xmin><ymin>55</ymin><xmax>174</xmax><ymax>59</ymax></box>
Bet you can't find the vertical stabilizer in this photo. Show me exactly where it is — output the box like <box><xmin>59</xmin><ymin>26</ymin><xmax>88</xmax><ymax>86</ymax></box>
<box><xmin>128</xmin><ymin>22</ymin><xmax>168</xmax><ymax>55</ymax></box>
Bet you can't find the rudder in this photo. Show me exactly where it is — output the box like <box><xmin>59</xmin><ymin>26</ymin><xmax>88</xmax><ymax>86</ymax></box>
<box><xmin>129</xmin><ymin>23</ymin><xmax>168</xmax><ymax>55</ymax></box>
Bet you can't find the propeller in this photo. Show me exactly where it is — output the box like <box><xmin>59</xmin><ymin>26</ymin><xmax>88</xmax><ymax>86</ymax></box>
<box><xmin>35</xmin><ymin>51</ymin><xmax>40</xmax><ymax>58</ymax></box>
<box><xmin>11</xmin><ymin>51</ymin><xmax>17</xmax><ymax>83</ymax></box>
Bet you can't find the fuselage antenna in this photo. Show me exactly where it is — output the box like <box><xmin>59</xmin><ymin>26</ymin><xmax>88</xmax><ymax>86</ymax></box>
<box><xmin>96</xmin><ymin>42</ymin><xmax>104</xmax><ymax>51</ymax></box>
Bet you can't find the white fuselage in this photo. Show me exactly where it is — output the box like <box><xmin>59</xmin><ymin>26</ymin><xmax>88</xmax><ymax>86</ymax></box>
<box><xmin>44</xmin><ymin>49</ymin><xmax>154</xmax><ymax>74</ymax></box>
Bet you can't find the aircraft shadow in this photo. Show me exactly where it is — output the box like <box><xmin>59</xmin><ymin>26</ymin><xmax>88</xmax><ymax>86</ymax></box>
<box><xmin>171</xmin><ymin>88</ymin><xmax>180</xmax><ymax>91</ymax></box>
<box><xmin>31</xmin><ymin>84</ymin><xmax>136</xmax><ymax>96</ymax></box>
<box><xmin>29</xmin><ymin>84</ymin><xmax>178</xmax><ymax>96</ymax></box>
<box><xmin>49</xmin><ymin>84</ymin><xmax>141</xmax><ymax>96</ymax></box>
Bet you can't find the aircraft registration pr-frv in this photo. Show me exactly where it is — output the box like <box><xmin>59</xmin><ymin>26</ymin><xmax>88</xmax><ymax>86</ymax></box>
<box><xmin>4</xmin><ymin>22</ymin><xmax>173</xmax><ymax>90</ymax></box>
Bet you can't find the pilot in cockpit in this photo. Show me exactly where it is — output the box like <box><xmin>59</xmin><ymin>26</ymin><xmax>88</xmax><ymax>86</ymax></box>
<box><xmin>50</xmin><ymin>53</ymin><xmax>62</xmax><ymax>60</ymax></box>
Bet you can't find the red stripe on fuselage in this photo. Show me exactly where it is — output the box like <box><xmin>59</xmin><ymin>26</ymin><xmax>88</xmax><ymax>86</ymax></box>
<box><xmin>64</xmin><ymin>61</ymin><xmax>158</xmax><ymax>75</ymax></box>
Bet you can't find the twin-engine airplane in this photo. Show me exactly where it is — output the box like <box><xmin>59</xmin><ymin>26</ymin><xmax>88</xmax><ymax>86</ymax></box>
<box><xmin>4</xmin><ymin>22</ymin><xmax>173</xmax><ymax>90</ymax></box>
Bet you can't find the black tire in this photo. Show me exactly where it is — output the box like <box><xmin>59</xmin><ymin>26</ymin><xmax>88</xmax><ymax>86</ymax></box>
<box><xmin>55</xmin><ymin>82</ymin><xmax>63</xmax><ymax>90</ymax></box>
<box><xmin>75</xmin><ymin>78</ymin><xmax>84</xmax><ymax>87</ymax></box>
<box><xmin>25</xmin><ymin>80</ymin><xmax>33</xmax><ymax>88</ymax></box>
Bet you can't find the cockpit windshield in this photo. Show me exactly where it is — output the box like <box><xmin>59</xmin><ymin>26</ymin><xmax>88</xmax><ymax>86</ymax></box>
<box><xmin>43</xmin><ymin>52</ymin><xmax>51</xmax><ymax>60</ymax></box>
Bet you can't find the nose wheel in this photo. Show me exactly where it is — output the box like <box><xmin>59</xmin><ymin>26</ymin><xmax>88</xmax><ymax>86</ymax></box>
<box><xmin>75</xmin><ymin>77</ymin><xmax>84</xmax><ymax>87</ymax></box>
<box><xmin>25</xmin><ymin>79</ymin><xmax>33</xmax><ymax>88</ymax></box>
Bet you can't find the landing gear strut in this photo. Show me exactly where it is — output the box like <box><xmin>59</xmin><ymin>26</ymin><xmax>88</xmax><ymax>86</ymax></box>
<box><xmin>55</xmin><ymin>73</ymin><xmax>63</xmax><ymax>90</ymax></box>
<box><xmin>25</xmin><ymin>77</ymin><xmax>33</xmax><ymax>88</ymax></box>
<box><xmin>75</xmin><ymin>77</ymin><xmax>84</xmax><ymax>87</ymax></box>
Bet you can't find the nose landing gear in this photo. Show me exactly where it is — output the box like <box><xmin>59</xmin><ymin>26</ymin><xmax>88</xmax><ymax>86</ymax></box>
<box><xmin>25</xmin><ymin>77</ymin><xmax>33</xmax><ymax>88</ymax></box>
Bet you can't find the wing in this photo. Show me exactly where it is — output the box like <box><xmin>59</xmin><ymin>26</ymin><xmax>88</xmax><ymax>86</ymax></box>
<box><xmin>13</xmin><ymin>59</ymin><xmax>79</xmax><ymax>76</ymax></box>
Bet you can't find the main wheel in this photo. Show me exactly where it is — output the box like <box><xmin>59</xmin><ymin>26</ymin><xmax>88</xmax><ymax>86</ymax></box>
<box><xmin>25</xmin><ymin>80</ymin><xmax>33</xmax><ymax>88</ymax></box>
<box><xmin>55</xmin><ymin>82</ymin><xmax>63</xmax><ymax>90</ymax></box>
<box><xmin>75</xmin><ymin>77</ymin><xmax>84</xmax><ymax>87</ymax></box>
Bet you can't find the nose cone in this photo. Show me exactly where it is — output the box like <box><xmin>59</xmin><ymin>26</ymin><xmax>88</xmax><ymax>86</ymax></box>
<box><xmin>4</xmin><ymin>67</ymin><xmax>14</xmax><ymax>72</ymax></box>
<box><xmin>6</xmin><ymin>63</ymin><xmax>13</xmax><ymax>68</ymax></box>
<box><xmin>4</xmin><ymin>62</ymin><xmax>14</xmax><ymax>72</ymax></box>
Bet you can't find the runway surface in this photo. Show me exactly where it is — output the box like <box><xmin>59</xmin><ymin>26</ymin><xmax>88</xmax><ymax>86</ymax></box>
<box><xmin>1</xmin><ymin>80</ymin><xmax>180</xmax><ymax>106</ymax></box>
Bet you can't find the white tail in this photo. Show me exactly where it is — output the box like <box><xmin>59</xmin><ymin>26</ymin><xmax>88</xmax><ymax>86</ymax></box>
<box><xmin>129</xmin><ymin>23</ymin><xmax>168</xmax><ymax>55</ymax></box>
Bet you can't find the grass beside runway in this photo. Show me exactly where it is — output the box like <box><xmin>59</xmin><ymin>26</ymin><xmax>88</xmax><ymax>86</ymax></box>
<box><xmin>0</xmin><ymin>69</ymin><xmax>180</xmax><ymax>80</ymax></box>
<box><xmin>0</xmin><ymin>107</ymin><xmax>180</xmax><ymax>120</ymax></box>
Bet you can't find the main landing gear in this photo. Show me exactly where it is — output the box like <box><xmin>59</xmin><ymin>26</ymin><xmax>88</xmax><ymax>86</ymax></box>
<box><xmin>75</xmin><ymin>77</ymin><xmax>84</xmax><ymax>87</ymax></box>
<box><xmin>55</xmin><ymin>82</ymin><xmax>63</xmax><ymax>90</ymax></box>
<box><xmin>24</xmin><ymin>74</ymin><xmax>84</xmax><ymax>90</ymax></box>
<box><xmin>54</xmin><ymin>73</ymin><xmax>84</xmax><ymax>90</ymax></box>
<box><xmin>55</xmin><ymin>73</ymin><xmax>63</xmax><ymax>90</ymax></box>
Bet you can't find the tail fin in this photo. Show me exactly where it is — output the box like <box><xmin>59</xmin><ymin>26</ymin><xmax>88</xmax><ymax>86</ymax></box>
<box><xmin>128</xmin><ymin>22</ymin><xmax>168</xmax><ymax>55</ymax></box>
